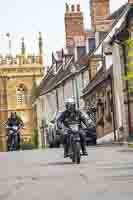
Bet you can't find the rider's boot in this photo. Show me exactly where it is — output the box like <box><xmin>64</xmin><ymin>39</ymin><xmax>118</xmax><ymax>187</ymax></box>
<box><xmin>81</xmin><ymin>142</ymin><xmax>88</xmax><ymax>156</ymax></box>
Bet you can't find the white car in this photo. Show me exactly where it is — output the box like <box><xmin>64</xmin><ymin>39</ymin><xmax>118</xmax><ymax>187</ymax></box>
<box><xmin>47</xmin><ymin>111</ymin><xmax>62</xmax><ymax>148</ymax></box>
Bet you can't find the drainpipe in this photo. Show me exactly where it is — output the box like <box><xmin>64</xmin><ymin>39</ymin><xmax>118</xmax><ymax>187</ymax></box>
<box><xmin>55</xmin><ymin>62</ymin><xmax>59</xmax><ymax>112</ymax></box>
<box><xmin>75</xmin><ymin>76</ymin><xmax>80</xmax><ymax>109</ymax></box>
<box><xmin>55</xmin><ymin>89</ymin><xmax>59</xmax><ymax>112</ymax></box>
<box><xmin>72</xmin><ymin>74</ymin><xmax>79</xmax><ymax>109</ymax></box>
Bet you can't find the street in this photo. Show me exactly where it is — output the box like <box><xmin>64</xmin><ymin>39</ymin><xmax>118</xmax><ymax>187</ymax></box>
<box><xmin>0</xmin><ymin>146</ymin><xmax>133</xmax><ymax>199</ymax></box>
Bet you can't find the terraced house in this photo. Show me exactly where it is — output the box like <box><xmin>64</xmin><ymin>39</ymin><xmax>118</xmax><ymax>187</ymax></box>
<box><xmin>82</xmin><ymin>1</ymin><xmax>133</xmax><ymax>144</ymax></box>
<box><xmin>35</xmin><ymin>0</ymin><xmax>133</xmax><ymax>147</ymax></box>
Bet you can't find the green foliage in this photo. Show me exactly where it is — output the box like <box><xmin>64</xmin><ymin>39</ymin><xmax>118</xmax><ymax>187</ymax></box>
<box><xmin>21</xmin><ymin>137</ymin><xmax>32</xmax><ymax>144</ymax></box>
<box><xmin>21</xmin><ymin>137</ymin><xmax>35</xmax><ymax>150</ymax></box>
<box><xmin>31</xmin><ymin>128</ymin><xmax>39</xmax><ymax>148</ymax></box>
<box><xmin>121</xmin><ymin>38</ymin><xmax>133</xmax><ymax>49</ymax></box>
<box><xmin>21</xmin><ymin>129</ymin><xmax>39</xmax><ymax>150</ymax></box>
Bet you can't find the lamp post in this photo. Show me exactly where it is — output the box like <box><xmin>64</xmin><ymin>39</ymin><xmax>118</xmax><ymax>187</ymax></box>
<box><xmin>70</xmin><ymin>64</ymin><xmax>79</xmax><ymax>109</ymax></box>
<box><xmin>40</xmin><ymin>120</ymin><xmax>46</xmax><ymax>148</ymax></box>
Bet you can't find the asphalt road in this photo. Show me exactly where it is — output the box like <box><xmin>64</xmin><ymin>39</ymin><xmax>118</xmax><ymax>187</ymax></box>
<box><xmin>0</xmin><ymin>146</ymin><xmax>133</xmax><ymax>200</ymax></box>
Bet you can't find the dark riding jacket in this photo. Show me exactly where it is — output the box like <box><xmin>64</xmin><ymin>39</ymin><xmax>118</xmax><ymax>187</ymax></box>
<box><xmin>57</xmin><ymin>110</ymin><xmax>90</xmax><ymax>130</ymax></box>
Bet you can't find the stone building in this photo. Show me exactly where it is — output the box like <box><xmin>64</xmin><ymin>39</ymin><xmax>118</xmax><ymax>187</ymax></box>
<box><xmin>34</xmin><ymin>3</ymin><xmax>98</xmax><ymax>147</ymax></box>
<box><xmin>0</xmin><ymin>33</ymin><xmax>44</xmax><ymax>151</ymax></box>
<box><xmin>104</xmin><ymin>3</ymin><xmax>133</xmax><ymax>141</ymax></box>
<box><xmin>82</xmin><ymin>1</ymin><xmax>133</xmax><ymax>143</ymax></box>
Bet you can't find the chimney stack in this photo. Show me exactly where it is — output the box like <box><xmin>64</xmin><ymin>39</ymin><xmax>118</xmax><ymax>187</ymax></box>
<box><xmin>90</xmin><ymin>0</ymin><xmax>110</xmax><ymax>28</ymax></box>
<box><xmin>128</xmin><ymin>0</ymin><xmax>133</xmax><ymax>4</ymax></box>
<box><xmin>77</xmin><ymin>4</ymin><xmax>80</xmax><ymax>12</ymax></box>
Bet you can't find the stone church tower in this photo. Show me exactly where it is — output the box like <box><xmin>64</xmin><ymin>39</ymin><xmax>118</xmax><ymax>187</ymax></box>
<box><xmin>0</xmin><ymin>33</ymin><xmax>44</xmax><ymax>151</ymax></box>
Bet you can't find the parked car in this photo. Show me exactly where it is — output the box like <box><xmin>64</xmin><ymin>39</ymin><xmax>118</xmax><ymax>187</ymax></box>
<box><xmin>84</xmin><ymin>127</ymin><xmax>96</xmax><ymax>145</ymax></box>
<box><xmin>47</xmin><ymin>112</ymin><xmax>62</xmax><ymax>148</ymax></box>
<box><xmin>81</xmin><ymin>112</ymin><xmax>96</xmax><ymax>146</ymax></box>
<box><xmin>47</xmin><ymin>111</ymin><xmax>96</xmax><ymax>147</ymax></box>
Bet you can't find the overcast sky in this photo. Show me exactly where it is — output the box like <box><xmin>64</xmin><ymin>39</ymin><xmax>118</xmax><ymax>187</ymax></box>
<box><xmin>0</xmin><ymin>0</ymin><xmax>127</xmax><ymax>65</ymax></box>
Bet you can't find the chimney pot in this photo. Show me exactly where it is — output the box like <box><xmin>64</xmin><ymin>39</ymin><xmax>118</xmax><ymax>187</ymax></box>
<box><xmin>77</xmin><ymin>4</ymin><xmax>80</xmax><ymax>12</ymax></box>
<box><xmin>71</xmin><ymin>4</ymin><xmax>75</xmax><ymax>12</ymax></box>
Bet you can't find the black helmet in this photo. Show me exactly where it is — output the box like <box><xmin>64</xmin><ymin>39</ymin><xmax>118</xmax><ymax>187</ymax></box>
<box><xmin>65</xmin><ymin>98</ymin><xmax>76</xmax><ymax>112</ymax></box>
<box><xmin>10</xmin><ymin>112</ymin><xmax>17</xmax><ymax>119</ymax></box>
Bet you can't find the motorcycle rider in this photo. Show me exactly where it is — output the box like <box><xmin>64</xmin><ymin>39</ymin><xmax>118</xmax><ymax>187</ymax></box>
<box><xmin>57</xmin><ymin>98</ymin><xmax>89</xmax><ymax>158</ymax></box>
<box><xmin>6</xmin><ymin>112</ymin><xmax>24</xmax><ymax>150</ymax></box>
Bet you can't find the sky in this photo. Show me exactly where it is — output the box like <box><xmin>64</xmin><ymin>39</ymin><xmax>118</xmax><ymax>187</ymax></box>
<box><xmin>0</xmin><ymin>0</ymin><xmax>127</xmax><ymax>65</ymax></box>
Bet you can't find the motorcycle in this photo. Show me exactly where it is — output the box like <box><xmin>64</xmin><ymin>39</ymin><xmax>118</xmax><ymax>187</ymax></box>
<box><xmin>7</xmin><ymin>125</ymin><xmax>20</xmax><ymax>151</ymax></box>
<box><xmin>67</xmin><ymin>124</ymin><xmax>81</xmax><ymax>164</ymax></box>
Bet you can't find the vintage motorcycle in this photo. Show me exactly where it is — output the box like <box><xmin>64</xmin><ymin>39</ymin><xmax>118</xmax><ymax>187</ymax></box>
<box><xmin>67</xmin><ymin>124</ymin><xmax>81</xmax><ymax>164</ymax></box>
<box><xmin>6</xmin><ymin>125</ymin><xmax>20</xmax><ymax>151</ymax></box>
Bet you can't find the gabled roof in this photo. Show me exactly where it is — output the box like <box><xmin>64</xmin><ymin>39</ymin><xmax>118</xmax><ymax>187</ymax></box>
<box><xmin>36</xmin><ymin>53</ymin><xmax>90</xmax><ymax>97</ymax></box>
<box><xmin>104</xmin><ymin>4</ymin><xmax>132</xmax><ymax>44</ymax></box>
<box><xmin>82</xmin><ymin>66</ymin><xmax>112</xmax><ymax>97</ymax></box>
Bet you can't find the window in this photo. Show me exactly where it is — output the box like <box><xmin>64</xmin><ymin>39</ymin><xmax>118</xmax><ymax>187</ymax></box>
<box><xmin>77</xmin><ymin>46</ymin><xmax>86</xmax><ymax>59</ymax></box>
<box><xmin>88</xmin><ymin>38</ymin><xmax>96</xmax><ymax>51</ymax></box>
<box><xmin>67</xmin><ymin>47</ymin><xmax>74</xmax><ymax>55</ymax></box>
<box><xmin>16</xmin><ymin>84</ymin><xmax>28</xmax><ymax>105</ymax></box>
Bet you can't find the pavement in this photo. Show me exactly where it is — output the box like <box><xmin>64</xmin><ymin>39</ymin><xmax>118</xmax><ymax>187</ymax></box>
<box><xmin>0</xmin><ymin>146</ymin><xmax>133</xmax><ymax>199</ymax></box>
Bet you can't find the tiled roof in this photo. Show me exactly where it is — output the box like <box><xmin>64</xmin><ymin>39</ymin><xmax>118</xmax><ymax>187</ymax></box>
<box><xmin>36</xmin><ymin>3</ymin><xmax>130</xmax><ymax>99</ymax></box>
<box><xmin>82</xmin><ymin>67</ymin><xmax>112</xmax><ymax>97</ymax></box>
<box><xmin>39</xmin><ymin>63</ymin><xmax>87</xmax><ymax>96</ymax></box>
<box><xmin>82</xmin><ymin>4</ymin><xmax>132</xmax><ymax>98</ymax></box>
<box><xmin>107</xmin><ymin>3</ymin><xmax>128</xmax><ymax>20</ymax></box>
<box><xmin>36</xmin><ymin>51</ymin><xmax>90</xmax><ymax>97</ymax></box>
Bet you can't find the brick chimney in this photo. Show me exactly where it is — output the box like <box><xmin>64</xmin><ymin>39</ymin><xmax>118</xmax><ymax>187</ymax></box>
<box><xmin>90</xmin><ymin>0</ymin><xmax>110</xmax><ymax>29</ymax></box>
<box><xmin>64</xmin><ymin>3</ymin><xmax>85</xmax><ymax>49</ymax></box>
<box><xmin>128</xmin><ymin>0</ymin><xmax>133</xmax><ymax>4</ymax></box>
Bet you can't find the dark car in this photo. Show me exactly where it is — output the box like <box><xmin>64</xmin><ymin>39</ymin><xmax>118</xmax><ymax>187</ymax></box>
<box><xmin>84</xmin><ymin>127</ymin><xmax>96</xmax><ymax>145</ymax></box>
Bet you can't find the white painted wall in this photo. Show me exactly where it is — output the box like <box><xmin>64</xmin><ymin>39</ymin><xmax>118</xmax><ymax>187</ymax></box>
<box><xmin>35</xmin><ymin>97</ymin><xmax>43</xmax><ymax>148</ymax></box>
<box><xmin>44</xmin><ymin>91</ymin><xmax>57</xmax><ymax>122</ymax></box>
<box><xmin>105</xmin><ymin>54</ymin><xmax>113</xmax><ymax>70</ymax></box>
<box><xmin>112</xmin><ymin>44</ymin><xmax>126</xmax><ymax>130</ymax></box>
<box><xmin>83</xmin><ymin>70</ymin><xmax>89</xmax><ymax>89</ymax></box>
<box><xmin>36</xmin><ymin>68</ymin><xmax>90</xmax><ymax>147</ymax></box>
<box><xmin>64</xmin><ymin>79</ymin><xmax>73</xmax><ymax>100</ymax></box>
<box><xmin>58</xmin><ymin>86</ymin><xmax>65</xmax><ymax>111</ymax></box>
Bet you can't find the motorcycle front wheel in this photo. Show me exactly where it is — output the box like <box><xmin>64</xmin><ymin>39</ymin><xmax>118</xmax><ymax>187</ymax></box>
<box><xmin>72</xmin><ymin>141</ymin><xmax>81</xmax><ymax>164</ymax></box>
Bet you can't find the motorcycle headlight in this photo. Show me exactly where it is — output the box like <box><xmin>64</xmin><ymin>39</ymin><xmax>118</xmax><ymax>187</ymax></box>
<box><xmin>13</xmin><ymin>126</ymin><xmax>18</xmax><ymax>130</ymax></box>
<box><xmin>9</xmin><ymin>130</ymin><xmax>13</xmax><ymax>134</ymax></box>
